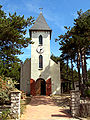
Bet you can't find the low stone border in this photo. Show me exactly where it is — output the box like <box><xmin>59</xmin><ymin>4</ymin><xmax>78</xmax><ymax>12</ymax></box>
<box><xmin>70</xmin><ymin>90</ymin><xmax>90</xmax><ymax>118</ymax></box>
<box><xmin>10</xmin><ymin>91</ymin><xmax>21</xmax><ymax>120</ymax></box>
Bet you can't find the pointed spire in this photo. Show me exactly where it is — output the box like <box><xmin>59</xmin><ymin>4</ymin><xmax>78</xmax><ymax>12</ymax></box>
<box><xmin>30</xmin><ymin>12</ymin><xmax>52</xmax><ymax>31</ymax></box>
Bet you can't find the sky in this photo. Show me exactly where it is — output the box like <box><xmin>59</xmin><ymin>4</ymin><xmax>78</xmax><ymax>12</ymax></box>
<box><xmin>0</xmin><ymin>0</ymin><xmax>90</xmax><ymax>70</ymax></box>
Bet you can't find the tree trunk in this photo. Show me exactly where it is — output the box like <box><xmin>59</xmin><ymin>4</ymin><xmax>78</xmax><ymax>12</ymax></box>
<box><xmin>67</xmin><ymin>58</ymin><xmax>68</xmax><ymax>79</ymax></box>
<box><xmin>67</xmin><ymin>58</ymin><xmax>70</xmax><ymax>90</ymax></box>
<box><xmin>71</xmin><ymin>58</ymin><xmax>75</xmax><ymax>90</ymax></box>
<box><xmin>81</xmin><ymin>50</ymin><xmax>85</xmax><ymax>84</ymax></box>
<box><xmin>81</xmin><ymin>48</ymin><xmax>87</xmax><ymax>97</ymax></box>
<box><xmin>84</xmin><ymin>53</ymin><xmax>87</xmax><ymax>82</ymax></box>
<box><xmin>77</xmin><ymin>51</ymin><xmax>81</xmax><ymax>90</ymax></box>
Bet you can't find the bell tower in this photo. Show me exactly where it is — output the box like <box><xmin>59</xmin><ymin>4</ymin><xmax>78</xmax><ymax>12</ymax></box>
<box><xmin>29</xmin><ymin>12</ymin><xmax>52</xmax><ymax>81</ymax></box>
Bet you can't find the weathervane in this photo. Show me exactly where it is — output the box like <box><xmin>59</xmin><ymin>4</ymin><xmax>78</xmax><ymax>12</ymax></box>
<box><xmin>39</xmin><ymin>8</ymin><xmax>43</xmax><ymax>13</ymax></box>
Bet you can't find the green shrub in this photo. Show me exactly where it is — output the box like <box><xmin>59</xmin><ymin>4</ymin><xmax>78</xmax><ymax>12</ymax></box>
<box><xmin>0</xmin><ymin>91</ymin><xmax>9</xmax><ymax>104</ymax></box>
<box><xmin>85</xmin><ymin>89</ymin><xmax>90</xmax><ymax>97</ymax></box>
<box><xmin>86</xmin><ymin>80</ymin><xmax>90</xmax><ymax>87</ymax></box>
<box><xmin>0</xmin><ymin>76</ymin><xmax>16</xmax><ymax>105</ymax></box>
<box><xmin>0</xmin><ymin>109</ymin><xmax>11</xmax><ymax>120</ymax></box>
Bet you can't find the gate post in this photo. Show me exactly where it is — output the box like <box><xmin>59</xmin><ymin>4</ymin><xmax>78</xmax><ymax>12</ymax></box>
<box><xmin>70</xmin><ymin>90</ymin><xmax>80</xmax><ymax>117</ymax></box>
<box><xmin>10</xmin><ymin>91</ymin><xmax>21</xmax><ymax>119</ymax></box>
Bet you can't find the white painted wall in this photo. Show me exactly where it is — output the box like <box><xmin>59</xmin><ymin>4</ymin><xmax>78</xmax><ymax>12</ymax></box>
<box><xmin>31</xmin><ymin>30</ymin><xmax>61</xmax><ymax>94</ymax></box>
<box><xmin>20</xmin><ymin>30</ymin><xmax>61</xmax><ymax>95</ymax></box>
<box><xmin>31</xmin><ymin>31</ymin><xmax>50</xmax><ymax>81</ymax></box>
<box><xmin>50</xmin><ymin>59</ymin><xmax>61</xmax><ymax>94</ymax></box>
<box><xmin>20</xmin><ymin>59</ymin><xmax>31</xmax><ymax>94</ymax></box>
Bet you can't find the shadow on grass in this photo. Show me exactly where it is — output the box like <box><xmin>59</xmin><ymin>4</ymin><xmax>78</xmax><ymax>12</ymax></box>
<box><xmin>29</xmin><ymin>96</ymin><xmax>55</xmax><ymax>106</ymax></box>
<box><xmin>25</xmin><ymin>97</ymin><xmax>31</xmax><ymax>105</ymax></box>
<box><xmin>51</xmin><ymin>109</ymin><xmax>71</xmax><ymax>118</ymax></box>
<box><xmin>20</xmin><ymin>96</ymin><xmax>31</xmax><ymax>115</ymax></box>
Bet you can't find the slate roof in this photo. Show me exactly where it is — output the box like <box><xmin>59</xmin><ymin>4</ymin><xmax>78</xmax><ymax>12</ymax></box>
<box><xmin>30</xmin><ymin>12</ymin><xmax>52</xmax><ymax>31</ymax></box>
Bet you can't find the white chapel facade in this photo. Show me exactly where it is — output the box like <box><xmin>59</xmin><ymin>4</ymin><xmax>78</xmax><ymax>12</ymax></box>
<box><xmin>20</xmin><ymin>12</ymin><xmax>61</xmax><ymax>95</ymax></box>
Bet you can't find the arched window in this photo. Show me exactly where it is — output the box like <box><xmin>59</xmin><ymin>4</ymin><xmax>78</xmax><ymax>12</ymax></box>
<box><xmin>39</xmin><ymin>55</ymin><xmax>43</xmax><ymax>68</ymax></box>
<box><xmin>39</xmin><ymin>35</ymin><xmax>43</xmax><ymax>45</ymax></box>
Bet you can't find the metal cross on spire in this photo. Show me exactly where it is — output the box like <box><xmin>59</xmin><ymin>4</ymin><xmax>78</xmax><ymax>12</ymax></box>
<box><xmin>39</xmin><ymin>8</ymin><xmax>43</xmax><ymax>13</ymax></box>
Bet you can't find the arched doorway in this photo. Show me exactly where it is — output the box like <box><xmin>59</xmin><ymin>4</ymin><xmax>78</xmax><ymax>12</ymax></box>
<box><xmin>36</xmin><ymin>78</ymin><xmax>46</xmax><ymax>95</ymax></box>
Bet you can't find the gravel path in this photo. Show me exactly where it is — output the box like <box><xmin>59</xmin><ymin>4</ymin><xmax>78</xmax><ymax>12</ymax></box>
<box><xmin>20</xmin><ymin>96</ymin><xmax>79</xmax><ymax>120</ymax></box>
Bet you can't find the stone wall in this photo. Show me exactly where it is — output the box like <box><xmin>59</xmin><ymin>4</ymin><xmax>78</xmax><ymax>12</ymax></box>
<box><xmin>10</xmin><ymin>91</ymin><xmax>21</xmax><ymax>119</ymax></box>
<box><xmin>70</xmin><ymin>90</ymin><xmax>80</xmax><ymax>117</ymax></box>
<box><xmin>70</xmin><ymin>90</ymin><xmax>90</xmax><ymax>117</ymax></box>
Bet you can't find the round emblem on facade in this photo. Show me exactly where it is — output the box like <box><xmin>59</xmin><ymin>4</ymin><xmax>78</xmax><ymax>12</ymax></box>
<box><xmin>36</xmin><ymin>46</ymin><xmax>44</xmax><ymax>54</ymax></box>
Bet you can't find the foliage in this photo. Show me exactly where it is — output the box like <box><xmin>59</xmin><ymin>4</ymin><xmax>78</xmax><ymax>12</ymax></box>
<box><xmin>85</xmin><ymin>89</ymin><xmax>90</xmax><ymax>97</ymax></box>
<box><xmin>86</xmin><ymin>80</ymin><xmax>90</xmax><ymax>87</ymax></box>
<box><xmin>0</xmin><ymin>109</ymin><xmax>11</xmax><ymax>120</ymax></box>
<box><xmin>0</xmin><ymin>76</ymin><xmax>16</xmax><ymax>104</ymax></box>
<box><xmin>51</xmin><ymin>54</ymin><xmax>79</xmax><ymax>82</ymax></box>
<box><xmin>0</xmin><ymin>5</ymin><xmax>34</xmax><ymax>62</ymax></box>
<box><xmin>0</xmin><ymin>5</ymin><xmax>34</xmax><ymax>83</ymax></box>
<box><xmin>56</xmin><ymin>9</ymin><xmax>90</xmax><ymax>94</ymax></box>
<box><xmin>84</xmin><ymin>69</ymin><xmax>90</xmax><ymax>97</ymax></box>
<box><xmin>51</xmin><ymin>54</ymin><xmax>61</xmax><ymax>63</ymax></box>
<box><xmin>0</xmin><ymin>61</ymin><xmax>20</xmax><ymax>82</ymax></box>
<box><xmin>0</xmin><ymin>4</ymin><xmax>34</xmax><ymax>85</ymax></box>
<box><xmin>87</xmin><ymin>69</ymin><xmax>90</xmax><ymax>81</ymax></box>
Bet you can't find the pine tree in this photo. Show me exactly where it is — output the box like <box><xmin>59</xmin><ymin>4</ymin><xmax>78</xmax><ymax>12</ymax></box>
<box><xmin>0</xmin><ymin>5</ymin><xmax>34</xmax><ymax>81</ymax></box>
<box><xmin>56</xmin><ymin>9</ymin><xmax>90</xmax><ymax>94</ymax></box>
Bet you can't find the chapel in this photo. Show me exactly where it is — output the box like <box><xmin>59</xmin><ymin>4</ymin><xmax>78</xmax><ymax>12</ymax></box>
<box><xmin>20</xmin><ymin>12</ymin><xmax>61</xmax><ymax>95</ymax></box>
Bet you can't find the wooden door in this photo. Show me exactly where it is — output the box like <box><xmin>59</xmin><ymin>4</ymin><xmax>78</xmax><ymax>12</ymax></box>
<box><xmin>41</xmin><ymin>80</ymin><xmax>46</xmax><ymax>95</ymax></box>
<box><xmin>46</xmin><ymin>78</ymin><xmax>51</xmax><ymax>95</ymax></box>
<box><xmin>35</xmin><ymin>79</ymin><xmax>41</xmax><ymax>95</ymax></box>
